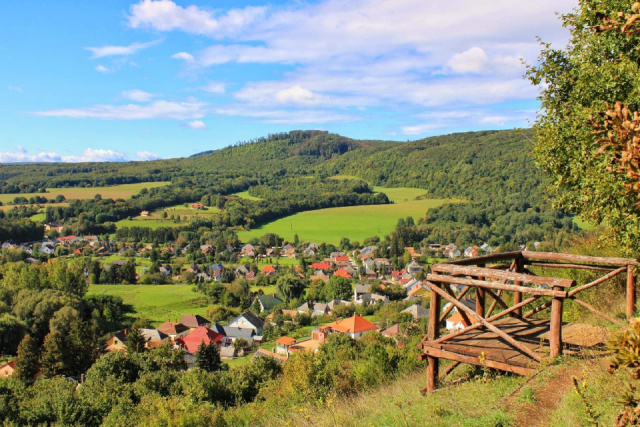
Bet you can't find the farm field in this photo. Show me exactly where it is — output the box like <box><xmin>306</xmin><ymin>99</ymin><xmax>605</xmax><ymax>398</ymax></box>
<box><xmin>114</xmin><ymin>219</ymin><xmax>182</xmax><ymax>229</ymax></box>
<box><xmin>115</xmin><ymin>203</ymin><xmax>220</xmax><ymax>229</ymax></box>
<box><xmin>0</xmin><ymin>182</ymin><xmax>169</xmax><ymax>205</ymax></box>
<box><xmin>87</xmin><ymin>284</ymin><xmax>209</xmax><ymax>325</ymax></box>
<box><xmin>232</xmin><ymin>191</ymin><xmax>262</xmax><ymax>201</ymax></box>
<box><xmin>238</xmin><ymin>187</ymin><xmax>461</xmax><ymax>244</ymax></box>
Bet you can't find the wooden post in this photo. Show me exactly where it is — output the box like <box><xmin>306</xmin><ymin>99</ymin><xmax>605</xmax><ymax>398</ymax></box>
<box><xmin>476</xmin><ymin>264</ymin><xmax>485</xmax><ymax>318</ymax></box>
<box><xmin>514</xmin><ymin>257</ymin><xmax>524</xmax><ymax>316</ymax></box>
<box><xmin>628</xmin><ymin>264</ymin><xmax>636</xmax><ymax>321</ymax></box>
<box><xmin>426</xmin><ymin>282</ymin><xmax>441</xmax><ymax>392</ymax></box>
<box><xmin>549</xmin><ymin>286</ymin><xmax>563</xmax><ymax>358</ymax></box>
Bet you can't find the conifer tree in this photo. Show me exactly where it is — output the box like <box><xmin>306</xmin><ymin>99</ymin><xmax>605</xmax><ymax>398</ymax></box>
<box><xmin>126</xmin><ymin>326</ymin><xmax>146</xmax><ymax>353</ymax></box>
<box><xmin>195</xmin><ymin>341</ymin><xmax>222</xmax><ymax>372</ymax></box>
<box><xmin>14</xmin><ymin>334</ymin><xmax>40</xmax><ymax>382</ymax></box>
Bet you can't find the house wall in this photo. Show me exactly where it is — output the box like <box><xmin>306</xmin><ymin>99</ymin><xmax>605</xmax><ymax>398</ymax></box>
<box><xmin>227</xmin><ymin>317</ymin><xmax>259</xmax><ymax>333</ymax></box>
<box><xmin>0</xmin><ymin>366</ymin><xmax>14</xmax><ymax>377</ymax></box>
<box><xmin>106</xmin><ymin>337</ymin><xmax>126</xmax><ymax>352</ymax></box>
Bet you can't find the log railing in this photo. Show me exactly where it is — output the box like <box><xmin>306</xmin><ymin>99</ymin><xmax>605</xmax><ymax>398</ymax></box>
<box><xmin>421</xmin><ymin>250</ymin><xmax>637</xmax><ymax>393</ymax></box>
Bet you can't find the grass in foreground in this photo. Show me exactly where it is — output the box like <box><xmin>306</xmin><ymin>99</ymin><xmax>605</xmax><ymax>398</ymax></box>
<box><xmin>238</xmin><ymin>187</ymin><xmax>461</xmax><ymax>244</ymax></box>
<box><xmin>87</xmin><ymin>284</ymin><xmax>209</xmax><ymax>325</ymax></box>
<box><xmin>0</xmin><ymin>182</ymin><xmax>169</xmax><ymax>205</ymax></box>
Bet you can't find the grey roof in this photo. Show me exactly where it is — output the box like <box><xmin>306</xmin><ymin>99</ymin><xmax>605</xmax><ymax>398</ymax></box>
<box><xmin>401</xmin><ymin>304</ymin><xmax>430</xmax><ymax>320</ymax></box>
<box><xmin>140</xmin><ymin>328</ymin><xmax>168</xmax><ymax>342</ymax></box>
<box><xmin>221</xmin><ymin>326</ymin><xmax>255</xmax><ymax>340</ymax></box>
<box><xmin>236</xmin><ymin>311</ymin><xmax>265</xmax><ymax>330</ymax></box>
<box><xmin>355</xmin><ymin>284</ymin><xmax>371</xmax><ymax>294</ymax></box>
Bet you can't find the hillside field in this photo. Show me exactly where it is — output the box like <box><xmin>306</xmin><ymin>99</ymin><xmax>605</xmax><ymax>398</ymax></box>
<box><xmin>0</xmin><ymin>182</ymin><xmax>169</xmax><ymax>205</ymax></box>
<box><xmin>87</xmin><ymin>284</ymin><xmax>209</xmax><ymax>325</ymax></box>
<box><xmin>238</xmin><ymin>186</ymin><xmax>461</xmax><ymax>244</ymax></box>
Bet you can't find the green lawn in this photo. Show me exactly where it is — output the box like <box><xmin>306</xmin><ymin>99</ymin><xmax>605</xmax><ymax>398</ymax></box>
<box><xmin>232</xmin><ymin>191</ymin><xmax>263</xmax><ymax>201</ymax></box>
<box><xmin>0</xmin><ymin>182</ymin><xmax>169</xmax><ymax>205</ymax></box>
<box><xmin>238</xmin><ymin>187</ymin><xmax>461</xmax><ymax>244</ymax></box>
<box><xmin>573</xmin><ymin>215</ymin><xmax>595</xmax><ymax>231</ymax></box>
<box><xmin>115</xmin><ymin>219</ymin><xmax>182</xmax><ymax>229</ymax></box>
<box><xmin>87</xmin><ymin>284</ymin><xmax>209</xmax><ymax>325</ymax></box>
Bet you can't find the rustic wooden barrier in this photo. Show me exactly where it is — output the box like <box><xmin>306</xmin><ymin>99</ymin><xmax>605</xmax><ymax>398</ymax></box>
<box><xmin>420</xmin><ymin>251</ymin><xmax>637</xmax><ymax>393</ymax></box>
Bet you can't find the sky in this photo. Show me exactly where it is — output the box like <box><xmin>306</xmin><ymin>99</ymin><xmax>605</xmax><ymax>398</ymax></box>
<box><xmin>0</xmin><ymin>0</ymin><xmax>577</xmax><ymax>162</ymax></box>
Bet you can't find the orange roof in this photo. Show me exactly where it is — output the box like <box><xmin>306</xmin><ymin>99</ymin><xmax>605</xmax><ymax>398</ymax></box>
<box><xmin>276</xmin><ymin>336</ymin><xmax>297</xmax><ymax>345</ymax></box>
<box><xmin>262</xmin><ymin>265</ymin><xmax>276</xmax><ymax>272</ymax></box>
<box><xmin>321</xmin><ymin>314</ymin><xmax>379</xmax><ymax>334</ymax></box>
<box><xmin>310</xmin><ymin>262</ymin><xmax>332</xmax><ymax>270</ymax></box>
<box><xmin>333</xmin><ymin>268</ymin><xmax>352</xmax><ymax>279</ymax></box>
<box><xmin>334</xmin><ymin>255</ymin><xmax>350</xmax><ymax>262</ymax></box>
<box><xmin>447</xmin><ymin>312</ymin><xmax>471</xmax><ymax>327</ymax></box>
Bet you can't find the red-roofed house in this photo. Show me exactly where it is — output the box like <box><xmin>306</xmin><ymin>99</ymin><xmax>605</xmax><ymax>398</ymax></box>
<box><xmin>314</xmin><ymin>314</ymin><xmax>379</xmax><ymax>341</ymax></box>
<box><xmin>333</xmin><ymin>268</ymin><xmax>352</xmax><ymax>279</ymax></box>
<box><xmin>310</xmin><ymin>262</ymin><xmax>332</xmax><ymax>270</ymax></box>
<box><xmin>332</xmin><ymin>255</ymin><xmax>350</xmax><ymax>267</ymax></box>
<box><xmin>191</xmin><ymin>203</ymin><xmax>204</xmax><ymax>210</ymax></box>
<box><xmin>275</xmin><ymin>336</ymin><xmax>297</xmax><ymax>356</ymax></box>
<box><xmin>175</xmin><ymin>326</ymin><xmax>224</xmax><ymax>354</ymax></box>
<box><xmin>446</xmin><ymin>312</ymin><xmax>471</xmax><ymax>331</ymax></box>
<box><xmin>261</xmin><ymin>265</ymin><xmax>276</xmax><ymax>276</ymax></box>
<box><xmin>0</xmin><ymin>361</ymin><xmax>15</xmax><ymax>378</ymax></box>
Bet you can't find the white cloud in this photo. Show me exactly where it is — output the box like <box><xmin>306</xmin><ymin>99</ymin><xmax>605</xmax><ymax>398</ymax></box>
<box><xmin>128</xmin><ymin>0</ymin><xmax>266</xmax><ymax>37</ymax></box>
<box><xmin>0</xmin><ymin>148</ymin><xmax>130</xmax><ymax>163</ymax></box>
<box><xmin>128</xmin><ymin>0</ymin><xmax>574</xmax><ymax>119</ymax></box>
<box><xmin>16</xmin><ymin>146</ymin><xmax>27</xmax><ymax>153</ymax></box>
<box><xmin>401</xmin><ymin>123</ymin><xmax>447</xmax><ymax>136</ymax></box>
<box><xmin>8</xmin><ymin>85</ymin><xmax>23</xmax><ymax>93</ymax></box>
<box><xmin>171</xmin><ymin>51</ymin><xmax>195</xmax><ymax>62</ymax></box>
<box><xmin>32</xmin><ymin>100</ymin><xmax>206</xmax><ymax>120</ymax></box>
<box><xmin>447</xmin><ymin>47</ymin><xmax>490</xmax><ymax>74</ymax></box>
<box><xmin>95</xmin><ymin>65</ymin><xmax>111</xmax><ymax>73</ymax></box>
<box><xmin>85</xmin><ymin>40</ymin><xmax>160</xmax><ymax>58</ymax></box>
<box><xmin>216</xmin><ymin>107</ymin><xmax>356</xmax><ymax>124</ymax></box>
<box><xmin>121</xmin><ymin>89</ymin><xmax>156</xmax><ymax>102</ymax></box>
<box><xmin>136</xmin><ymin>150</ymin><xmax>162</xmax><ymax>160</ymax></box>
<box><xmin>199</xmin><ymin>81</ymin><xmax>225</xmax><ymax>94</ymax></box>
<box><xmin>184</xmin><ymin>120</ymin><xmax>207</xmax><ymax>129</ymax></box>
<box><xmin>401</xmin><ymin>108</ymin><xmax>536</xmax><ymax>135</ymax></box>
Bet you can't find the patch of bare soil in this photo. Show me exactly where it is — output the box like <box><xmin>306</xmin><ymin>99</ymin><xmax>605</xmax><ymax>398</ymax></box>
<box><xmin>509</xmin><ymin>365</ymin><xmax>583</xmax><ymax>427</ymax></box>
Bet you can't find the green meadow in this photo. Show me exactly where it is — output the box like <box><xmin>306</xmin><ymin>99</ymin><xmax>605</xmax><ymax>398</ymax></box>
<box><xmin>87</xmin><ymin>284</ymin><xmax>209</xmax><ymax>326</ymax></box>
<box><xmin>238</xmin><ymin>187</ymin><xmax>462</xmax><ymax>244</ymax></box>
<box><xmin>232</xmin><ymin>190</ymin><xmax>262</xmax><ymax>201</ymax></box>
<box><xmin>0</xmin><ymin>181</ymin><xmax>169</xmax><ymax>205</ymax></box>
<box><xmin>114</xmin><ymin>219</ymin><xmax>182</xmax><ymax>229</ymax></box>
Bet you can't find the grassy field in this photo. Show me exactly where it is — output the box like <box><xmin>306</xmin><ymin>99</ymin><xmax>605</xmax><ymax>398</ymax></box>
<box><xmin>115</xmin><ymin>203</ymin><xmax>220</xmax><ymax>229</ymax></box>
<box><xmin>114</xmin><ymin>219</ymin><xmax>182</xmax><ymax>229</ymax></box>
<box><xmin>232</xmin><ymin>191</ymin><xmax>263</xmax><ymax>201</ymax></box>
<box><xmin>87</xmin><ymin>284</ymin><xmax>209</xmax><ymax>325</ymax></box>
<box><xmin>238</xmin><ymin>187</ymin><xmax>461</xmax><ymax>244</ymax></box>
<box><xmin>0</xmin><ymin>182</ymin><xmax>169</xmax><ymax>205</ymax></box>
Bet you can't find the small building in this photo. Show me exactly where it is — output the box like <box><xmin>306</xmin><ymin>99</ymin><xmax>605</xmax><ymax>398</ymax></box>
<box><xmin>314</xmin><ymin>314</ymin><xmax>379</xmax><ymax>342</ymax></box>
<box><xmin>180</xmin><ymin>314</ymin><xmax>211</xmax><ymax>330</ymax></box>
<box><xmin>0</xmin><ymin>361</ymin><xmax>15</xmax><ymax>378</ymax></box>
<box><xmin>253</xmin><ymin>294</ymin><xmax>284</xmax><ymax>313</ymax></box>
<box><xmin>190</xmin><ymin>203</ymin><xmax>204</xmax><ymax>210</ymax></box>
<box><xmin>227</xmin><ymin>311</ymin><xmax>264</xmax><ymax>335</ymax></box>
<box><xmin>156</xmin><ymin>321</ymin><xmax>190</xmax><ymax>340</ymax></box>
<box><xmin>176</xmin><ymin>326</ymin><xmax>224</xmax><ymax>354</ymax></box>
<box><xmin>140</xmin><ymin>328</ymin><xmax>170</xmax><ymax>349</ymax></box>
<box><xmin>401</xmin><ymin>304</ymin><xmax>430</xmax><ymax>321</ymax></box>
<box><xmin>275</xmin><ymin>336</ymin><xmax>297</xmax><ymax>356</ymax></box>
<box><xmin>140</xmin><ymin>210</ymin><xmax>150</xmax><ymax>217</ymax></box>
<box><xmin>105</xmin><ymin>330</ymin><xmax>128</xmax><ymax>352</ymax></box>
<box><xmin>261</xmin><ymin>265</ymin><xmax>276</xmax><ymax>277</ymax></box>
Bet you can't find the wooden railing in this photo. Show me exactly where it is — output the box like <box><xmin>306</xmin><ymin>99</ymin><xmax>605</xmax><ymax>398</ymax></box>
<box><xmin>421</xmin><ymin>251</ymin><xmax>637</xmax><ymax>392</ymax></box>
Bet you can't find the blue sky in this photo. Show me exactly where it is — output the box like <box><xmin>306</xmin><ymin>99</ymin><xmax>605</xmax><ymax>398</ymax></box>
<box><xmin>0</xmin><ymin>0</ymin><xmax>576</xmax><ymax>162</ymax></box>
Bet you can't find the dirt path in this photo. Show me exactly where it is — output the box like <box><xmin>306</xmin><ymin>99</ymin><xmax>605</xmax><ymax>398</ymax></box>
<box><xmin>508</xmin><ymin>365</ymin><xmax>583</xmax><ymax>427</ymax></box>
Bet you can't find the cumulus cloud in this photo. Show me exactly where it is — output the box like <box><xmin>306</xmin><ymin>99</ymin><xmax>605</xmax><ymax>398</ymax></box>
<box><xmin>216</xmin><ymin>107</ymin><xmax>356</xmax><ymax>124</ymax></box>
<box><xmin>95</xmin><ymin>65</ymin><xmax>111</xmax><ymax>73</ymax></box>
<box><xmin>121</xmin><ymin>89</ymin><xmax>156</xmax><ymax>102</ymax></box>
<box><xmin>0</xmin><ymin>148</ymin><xmax>130</xmax><ymax>163</ymax></box>
<box><xmin>85</xmin><ymin>40</ymin><xmax>160</xmax><ymax>58</ymax></box>
<box><xmin>136</xmin><ymin>150</ymin><xmax>162</xmax><ymax>160</ymax></box>
<box><xmin>128</xmin><ymin>0</ymin><xmax>266</xmax><ymax>37</ymax></box>
<box><xmin>171</xmin><ymin>51</ymin><xmax>195</xmax><ymax>62</ymax></box>
<box><xmin>184</xmin><ymin>120</ymin><xmax>207</xmax><ymax>129</ymax></box>
<box><xmin>447</xmin><ymin>47</ymin><xmax>490</xmax><ymax>74</ymax></box>
<box><xmin>32</xmin><ymin>100</ymin><xmax>206</xmax><ymax>120</ymax></box>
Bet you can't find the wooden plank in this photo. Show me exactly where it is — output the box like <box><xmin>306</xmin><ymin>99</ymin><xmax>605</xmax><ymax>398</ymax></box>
<box><xmin>526</xmin><ymin>262</ymin><xmax>617</xmax><ymax>271</ymax></box>
<box><xmin>443</xmin><ymin>251</ymin><xmax>523</xmax><ymax>266</ymax></box>
<box><xmin>421</xmin><ymin>346</ymin><xmax>535</xmax><ymax>376</ymax></box>
<box><xmin>568</xmin><ymin>266</ymin><xmax>627</xmax><ymax>297</ymax></box>
<box><xmin>522</xmin><ymin>251</ymin><xmax>637</xmax><ymax>266</ymax></box>
<box><xmin>425</xmin><ymin>282</ymin><xmax>542</xmax><ymax>362</ymax></box>
<box><xmin>426</xmin><ymin>281</ymin><xmax>441</xmax><ymax>392</ymax></box>
<box><xmin>628</xmin><ymin>265</ymin><xmax>636</xmax><ymax>321</ymax></box>
<box><xmin>571</xmin><ymin>297</ymin><xmax>624</xmax><ymax>325</ymax></box>
<box><xmin>432</xmin><ymin>264</ymin><xmax>574</xmax><ymax>288</ymax></box>
<box><xmin>427</xmin><ymin>274</ymin><xmax>569</xmax><ymax>298</ymax></box>
<box><xmin>439</xmin><ymin>285</ymin><xmax>470</xmax><ymax>323</ymax></box>
<box><xmin>549</xmin><ymin>287</ymin><xmax>563</xmax><ymax>358</ymax></box>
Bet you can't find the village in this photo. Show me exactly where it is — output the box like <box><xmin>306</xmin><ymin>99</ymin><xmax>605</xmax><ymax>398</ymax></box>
<box><xmin>0</xmin><ymin>229</ymin><xmax>505</xmax><ymax>376</ymax></box>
